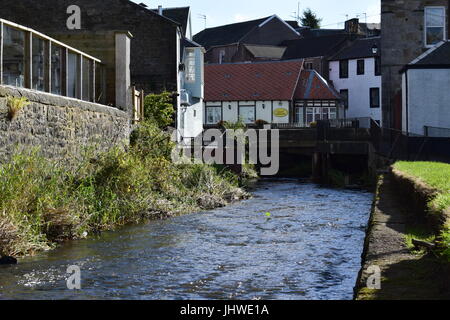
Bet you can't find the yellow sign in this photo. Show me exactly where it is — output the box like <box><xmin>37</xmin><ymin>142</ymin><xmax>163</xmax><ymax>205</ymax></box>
<box><xmin>273</xmin><ymin>108</ymin><xmax>288</xmax><ymax>118</ymax></box>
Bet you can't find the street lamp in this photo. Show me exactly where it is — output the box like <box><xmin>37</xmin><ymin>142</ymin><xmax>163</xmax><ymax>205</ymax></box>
<box><xmin>372</xmin><ymin>44</ymin><xmax>379</xmax><ymax>55</ymax></box>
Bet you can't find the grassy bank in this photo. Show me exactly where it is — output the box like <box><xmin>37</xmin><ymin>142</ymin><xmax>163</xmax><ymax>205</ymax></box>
<box><xmin>0</xmin><ymin>121</ymin><xmax>250</xmax><ymax>257</ymax></box>
<box><xmin>393</xmin><ymin>161</ymin><xmax>450</xmax><ymax>261</ymax></box>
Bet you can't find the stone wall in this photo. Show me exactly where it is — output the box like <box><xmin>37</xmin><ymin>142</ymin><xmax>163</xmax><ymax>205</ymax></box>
<box><xmin>0</xmin><ymin>85</ymin><xmax>131</xmax><ymax>162</ymax></box>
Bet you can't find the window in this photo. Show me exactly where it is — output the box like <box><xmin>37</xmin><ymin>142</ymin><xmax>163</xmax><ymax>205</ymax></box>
<box><xmin>357</xmin><ymin>59</ymin><xmax>365</xmax><ymax>75</ymax></box>
<box><xmin>370</xmin><ymin>88</ymin><xmax>380</xmax><ymax>108</ymax></box>
<box><xmin>51</xmin><ymin>45</ymin><xmax>63</xmax><ymax>95</ymax></box>
<box><xmin>239</xmin><ymin>106</ymin><xmax>255</xmax><ymax>124</ymax></box>
<box><xmin>340</xmin><ymin>89</ymin><xmax>349</xmax><ymax>109</ymax></box>
<box><xmin>3</xmin><ymin>26</ymin><xmax>25</xmax><ymax>87</ymax></box>
<box><xmin>82</xmin><ymin>57</ymin><xmax>92</xmax><ymax>101</ymax></box>
<box><xmin>67</xmin><ymin>52</ymin><xmax>79</xmax><ymax>98</ymax></box>
<box><xmin>375</xmin><ymin>57</ymin><xmax>381</xmax><ymax>76</ymax></box>
<box><xmin>339</xmin><ymin>60</ymin><xmax>349</xmax><ymax>78</ymax></box>
<box><xmin>185</xmin><ymin>49</ymin><xmax>195</xmax><ymax>82</ymax></box>
<box><xmin>32</xmin><ymin>36</ymin><xmax>47</xmax><ymax>91</ymax></box>
<box><xmin>219</xmin><ymin>50</ymin><xmax>226</xmax><ymax>64</ymax></box>
<box><xmin>206</xmin><ymin>106</ymin><xmax>222</xmax><ymax>124</ymax></box>
<box><xmin>425</xmin><ymin>7</ymin><xmax>446</xmax><ymax>47</ymax></box>
<box><xmin>305</xmin><ymin>62</ymin><xmax>314</xmax><ymax>70</ymax></box>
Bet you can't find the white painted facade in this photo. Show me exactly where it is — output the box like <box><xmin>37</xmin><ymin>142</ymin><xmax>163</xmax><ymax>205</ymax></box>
<box><xmin>178</xmin><ymin>43</ymin><xmax>205</xmax><ymax>141</ymax></box>
<box><xmin>204</xmin><ymin>100</ymin><xmax>290</xmax><ymax>125</ymax></box>
<box><xmin>402</xmin><ymin>68</ymin><xmax>450</xmax><ymax>136</ymax></box>
<box><xmin>329</xmin><ymin>57</ymin><xmax>382</xmax><ymax>123</ymax></box>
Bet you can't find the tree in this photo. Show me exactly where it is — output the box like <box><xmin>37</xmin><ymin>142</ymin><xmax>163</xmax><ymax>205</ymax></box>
<box><xmin>143</xmin><ymin>91</ymin><xmax>175</xmax><ymax>128</ymax></box>
<box><xmin>300</xmin><ymin>8</ymin><xmax>322</xmax><ymax>29</ymax></box>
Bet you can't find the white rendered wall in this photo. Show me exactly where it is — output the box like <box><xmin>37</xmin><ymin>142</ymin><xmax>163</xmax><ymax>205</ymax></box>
<box><xmin>404</xmin><ymin>69</ymin><xmax>450</xmax><ymax>136</ymax></box>
<box><xmin>329</xmin><ymin>58</ymin><xmax>382</xmax><ymax>123</ymax></box>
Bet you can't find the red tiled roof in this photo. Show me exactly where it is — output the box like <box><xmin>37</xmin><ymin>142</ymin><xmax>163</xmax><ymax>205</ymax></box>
<box><xmin>204</xmin><ymin>60</ymin><xmax>304</xmax><ymax>101</ymax></box>
<box><xmin>294</xmin><ymin>70</ymin><xmax>341</xmax><ymax>100</ymax></box>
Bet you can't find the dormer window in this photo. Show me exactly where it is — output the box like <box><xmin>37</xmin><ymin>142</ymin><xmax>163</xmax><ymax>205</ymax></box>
<box><xmin>185</xmin><ymin>49</ymin><xmax>195</xmax><ymax>82</ymax></box>
<box><xmin>425</xmin><ymin>7</ymin><xmax>446</xmax><ymax>48</ymax></box>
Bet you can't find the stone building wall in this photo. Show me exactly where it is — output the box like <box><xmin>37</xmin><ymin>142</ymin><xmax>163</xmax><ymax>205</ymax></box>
<box><xmin>0</xmin><ymin>85</ymin><xmax>131</xmax><ymax>162</ymax></box>
<box><xmin>381</xmin><ymin>0</ymin><xmax>449</xmax><ymax>129</ymax></box>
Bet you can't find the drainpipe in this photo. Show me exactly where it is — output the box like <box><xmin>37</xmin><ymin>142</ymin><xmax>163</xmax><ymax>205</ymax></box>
<box><xmin>405</xmin><ymin>69</ymin><xmax>409</xmax><ymax>135</ymax></box>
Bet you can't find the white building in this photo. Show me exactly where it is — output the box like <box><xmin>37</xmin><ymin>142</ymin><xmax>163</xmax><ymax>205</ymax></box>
<box><xmin>329</xmin><ymin>37</ymin><xmax>382</xmax><ymax>125</ymax></box>
<box><xmin>401</xmin><ymin>41</ymin><xmax>450</xmax><ymax>137</ymax></box>
<box><xmin>204</xmin><ymin>60</ymin><xmax>342</xmax><ymax>126</ymax></box>
<box><xmin>177</xmin><ymin>38</ymin><xmax>205</xmax><ymax>142</ymax></box>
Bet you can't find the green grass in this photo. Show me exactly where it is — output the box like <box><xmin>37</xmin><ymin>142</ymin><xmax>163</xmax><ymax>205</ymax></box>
<box><xmin>394</xmin><ymin>161</ymin><xmax>450</xmax><ymax>261</ymax></box>
<box><xmin>0</xmin><ymin>121</ymin><xmax>250</xmax><ymax>257</ymax></box>
<box><xmin>393</xmin><ymin>161</ymin><xmax>450</xmax><ymax>213</ymax></box>
<box><xmin>405</xmin><ymin>225</ymin><xmax>436</xmax><ymax>254</ymax></box>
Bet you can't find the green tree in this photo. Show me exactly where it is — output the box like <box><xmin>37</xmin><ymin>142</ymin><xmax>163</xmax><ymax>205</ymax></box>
<box><xmin>300</xmin><ymin>8</ymin><xmax>322</xmax><ymax>29</ymax></box>
<box><xmin>143</xmin><ymin>92</ymin><xmax>175</xmax><ymax>128</ymax></box>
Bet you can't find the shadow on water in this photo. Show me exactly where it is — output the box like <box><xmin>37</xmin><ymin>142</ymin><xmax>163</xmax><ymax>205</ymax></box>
<box><xmin>0</xmin><ymin>179</ymin><xmax>373</xmax><ymax>300</ymax></box>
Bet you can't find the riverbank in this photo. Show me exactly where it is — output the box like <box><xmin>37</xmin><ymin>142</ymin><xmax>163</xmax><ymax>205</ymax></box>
<box><xmin>355</xmin><ymin>162</ymin><xmax>450</xmax><ymax>300</ymax></box>
<box><xmin>0</xmin><ymin>121</ymin><xmax>252</xmax><ymax>258</ymax></box>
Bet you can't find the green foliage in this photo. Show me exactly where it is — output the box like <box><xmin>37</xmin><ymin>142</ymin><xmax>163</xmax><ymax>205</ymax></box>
<box><xmin>300</xmin><ymin>8</ymin><xmax>322</xmax><ymax>29</ymax></box>
<box><xmin>143</xmin><ymin>92</ymin><xmax>175</xmax><ymax>128</ymax></box>
<box><xmin>6</xmin><ymin>96</ymin><xmax>30</xmax><ymax>120</ymax></box>
<box><xmin>0</xmin><ymin>121</ymin><xmax>247</xmax><ymax>256</ymax></box>
<box><xmin>328</xmin><ymin>169</ymin><xmax>347</xmax><ymax>188</ymax></box>
<box><xmin>223</xmin><ymin>117</ymin><xmax>246</xmax><ymax>130</ymax></box>
<box><xmin>393</xmin><ymin>161</ymin><xmax>450</xmax><ymax>212</ymax></box>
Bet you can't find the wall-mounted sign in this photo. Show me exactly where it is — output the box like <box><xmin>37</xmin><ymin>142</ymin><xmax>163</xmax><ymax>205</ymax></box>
<box><xmin>273</xmin><ymin>108</ymin><xmax>288</xmax><ymax>118</ymax></box>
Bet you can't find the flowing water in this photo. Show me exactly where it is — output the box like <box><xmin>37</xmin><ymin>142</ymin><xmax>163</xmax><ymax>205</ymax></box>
<box><xmin>0</xmin><ymin>180</ymin><xmax>373</xmax><ymax>300</ymax></box>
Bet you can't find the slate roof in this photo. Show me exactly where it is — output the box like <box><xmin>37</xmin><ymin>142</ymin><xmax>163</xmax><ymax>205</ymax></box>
<box><xmin>281</xmin><ymin>34</ymin><xmax>352</xmax><ymax>60</ymax></box>
<box><xmin>299</xmin><ymin>28</ymin><xmax>346</xmax><ymax>38</ymax></box>
<box><xmin>294</xmin><ymin>70</ymin><xmax>341</xmax><ymax>100</ymax></box>
<box><xmin>204</xmin><ymin>60</ymin><xmax>304</xmax><ymax>101</ymax></box>
<box><xmin>409</xmin><ymin>41</ymin><xmax>450</xmax><ymax>66</ymax></box>
<box><xmin>151</xmin><ymin>7</ymin><xmax>190</xmax><ymax>37</ymax></box>
<box><xmin>329</xmin><ymin>37</ymin><xmax>380</xmax><ymax>61</ymax></box>
<box><xmin>244</xmin><ymin>44</ymin><xmax>286</xmax><ymax>59</ymax></box>
<box><xmin>193</xmin><ymin>16</ymin><xmax>270</xmax><ymax>49</ymax></box>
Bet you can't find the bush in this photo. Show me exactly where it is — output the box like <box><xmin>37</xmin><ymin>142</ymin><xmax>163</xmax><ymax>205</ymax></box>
<box><xmin>143</xmin><ymin>92</ymin><xmax>175</xmax><ymax>128</ymax></box>
<box><xmin>0</xmin><ymin>122</ymin><xmax>248</xmax><ymax>256</ymax></box>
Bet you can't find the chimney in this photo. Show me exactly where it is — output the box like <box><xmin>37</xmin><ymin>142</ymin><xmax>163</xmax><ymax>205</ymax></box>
<box><xmin>158</xmin><ymin>5</ymin><xmax>163</xmax><ymax>15</ymax></box>
<box><xmin>345</xmin><ymin>18</ymin><xmax>359</xmax><ymax>34</ymax></box>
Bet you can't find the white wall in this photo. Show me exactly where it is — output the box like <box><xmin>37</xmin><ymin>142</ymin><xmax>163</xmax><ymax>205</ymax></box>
<box><xmin>404</xmin><ymin>69</ymin><xmax>450</xmax><ymax>136</ymax></box>
<box><xmin>204</xmin><ymin>100</ymin><xmax>290</xmax><ymax>124</ymax></box>
<box><xmin>329</xmin><ymin>58</ymin><xmax>382</xmax><ymax>123</ymax></box>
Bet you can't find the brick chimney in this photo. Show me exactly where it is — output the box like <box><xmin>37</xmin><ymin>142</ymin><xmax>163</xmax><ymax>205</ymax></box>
<box><xmin>345</xmin><ymin>18</ymin><xmax>360</xmax><ymax>34</ymax></box>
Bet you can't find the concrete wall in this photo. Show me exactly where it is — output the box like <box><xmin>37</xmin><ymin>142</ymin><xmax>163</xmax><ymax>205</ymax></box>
<box><xmin>381</xmin><ymin>0</ymin><xmax>449</xmax><ymax>128</ymax></box>
<box><xmin>0</xmin><ymin>85</ymin><xmax>130</xmax><ymax>162</ymax></box>
<box><xmin>403</xmin><ymin>68</ymin><xmax>450</xmax><ymax>135</ymax></box>
<box><xmin>329</xmin><ymin>58</ymin><xmax>382</xmax><ymax>122</ymax></box>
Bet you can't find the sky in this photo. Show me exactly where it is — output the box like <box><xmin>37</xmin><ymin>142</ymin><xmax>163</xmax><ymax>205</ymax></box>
<box><xmin>134</xmin><ymin>0</ymin><xmax>381</xmax><ymax>36</ymax></box>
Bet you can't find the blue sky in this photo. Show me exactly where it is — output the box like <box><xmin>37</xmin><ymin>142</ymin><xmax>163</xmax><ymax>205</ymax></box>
<box><xmin>134</xmin><ymin>0</ymin><xmax>381</xmax><ymax>35</ymax></box>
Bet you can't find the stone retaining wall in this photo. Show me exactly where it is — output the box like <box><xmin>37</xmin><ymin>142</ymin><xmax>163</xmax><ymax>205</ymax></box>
<box><xmin>0</xmin><ymin>85</ymin><xmax>131</xmax><ymax>162</ymax></box>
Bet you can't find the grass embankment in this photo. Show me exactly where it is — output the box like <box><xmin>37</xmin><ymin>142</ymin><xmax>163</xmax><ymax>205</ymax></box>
<box><xmin>0</xmin><ymin>121</ymin><xmax>251</xmax><ymax>257</ymax></box>
<box><xmin>393</xmin><ymin>161</ymin><xmax>450</xmax><ymax>260</ymax></box>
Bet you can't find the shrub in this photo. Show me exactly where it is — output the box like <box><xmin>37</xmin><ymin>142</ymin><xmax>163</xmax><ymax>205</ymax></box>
<box><xmin>6</xmin><ymin>96</ymin><xmax>30</xmax><ymax>120</ymax></box>
<box><xmin>143</xmin><ymin>92</ymin><xmax>175</xmax><ymax>128</ymax></box>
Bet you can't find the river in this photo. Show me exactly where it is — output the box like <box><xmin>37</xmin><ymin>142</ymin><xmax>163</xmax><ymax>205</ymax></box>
<box><xmin>0</xmin><ymin>180</ymin><xmax>373</xmax><ymax>300</ymax></box>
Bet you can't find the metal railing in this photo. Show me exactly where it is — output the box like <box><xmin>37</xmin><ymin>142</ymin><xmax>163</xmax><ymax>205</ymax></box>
<box><xmin>0</xmin><ymin>18</ymin><xmax>102</xmax><ymax>103</ymax></box>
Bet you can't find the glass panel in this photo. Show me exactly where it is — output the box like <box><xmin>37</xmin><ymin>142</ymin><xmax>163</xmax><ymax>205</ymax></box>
<box><xmin>426</xmin><ymin>27</ymin><xmax>444</xmax><ymax>46</ymax></box>
<box><xmin>67</xmin><ymin>52</ymin><xmax>79</xmax><ymax>98</ymax></box>
<box><xmin>185</xmin><ymin>49</ymin><xmax>195</xmax><ymax>82</ymax></box>
<box><xmin>51</xmin><ymin>44</ymin><xmax>63</xmax><ymax>95</ymax></box>
<box><xmin>207</xmin><ymin>107</ymin><xmax>221</xmax><ymax>124</ymax></box>
<box><xmin>95</xmin><ymin>63</ymin><xmax>106</xmax><ymax>104</ymax></box>
<box><xmin>3</xmin><ymin>26</ymin><xmax>26</xmax><ymax>87</ymax></box>
<box><xmin>32</xmin><ymin>36</ymin><xmax>47</xmax><ymax>91</ymax></box>
<box><xmin>239</xmin><ymin>106</ymin><xmax>255</xmax><ymax>124</ymax></box>
<box><xmin>82</xmin><ymin>57</ymin><xmax>92</xmax><ymax>101</ymax></box>
<box><xmin>426</xmin><ymin>8</ymin><xmax>445</xmax><ymax>26</ymax></box>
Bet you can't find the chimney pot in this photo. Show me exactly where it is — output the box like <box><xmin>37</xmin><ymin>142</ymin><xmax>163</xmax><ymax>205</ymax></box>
<box><xmin>158</xmin><ymin>5</ymin><xmax>163</xmax><ymax>15</ymax></box>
